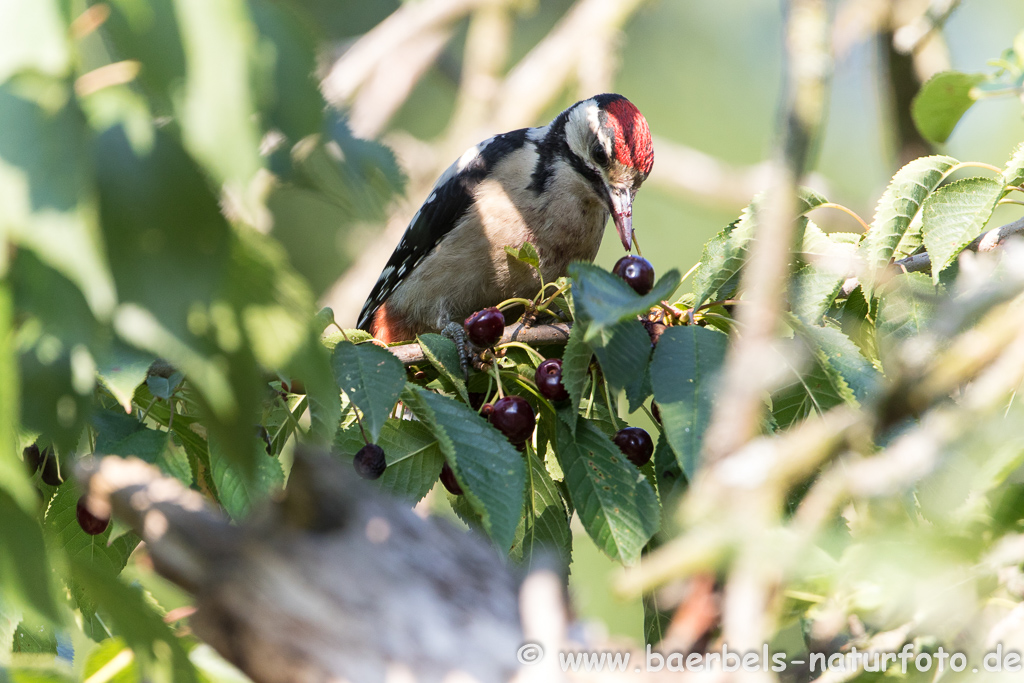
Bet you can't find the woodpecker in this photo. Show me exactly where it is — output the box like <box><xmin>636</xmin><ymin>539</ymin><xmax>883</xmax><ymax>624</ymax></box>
<box><xmin>358</xmin><ymin>93</ymin><xmax>654</xmax><ymax>343</ymax></box>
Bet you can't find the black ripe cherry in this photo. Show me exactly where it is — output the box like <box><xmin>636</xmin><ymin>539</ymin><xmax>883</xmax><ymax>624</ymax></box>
<box><xmin>489</xmin><ymin>396</ymin><xmax>536</xmax><ymax>445</ymax></box>
<box><xmin>535</xmin><ymin>358</ymin><xmax>569</xmax><ymax>402</ymax></box>
<box><xmin>440</xmin><ymin>462</ymin><xmax>463</xmax><ymax>495</ymax></box>
<box><xmin>464</xmin><ymin>307</ymin><xmax>505</xmax><ymax>347</ymax></box>
<box><xmin>613</xmin><ymin>255</ymin><xmax>655</xmax><ymax>295</ymax></box>
<box><xmin>353</xmin><ymin>444</ymin><xmax>387</xmax><ymax>480</ymax></box>
<box><xmin>613</xmin><ymin>427</ymin><xmax>654</xmax><ymax>467</ymax></box>
<box><xmin>76</xmin><ymin>496</ymin><xmax>110</xmax><ymax>536</ymax></box>
<box><xmin>25</xmin><ymin>444</ymin><xmax>62</xmax><ymax>486</ymax></box>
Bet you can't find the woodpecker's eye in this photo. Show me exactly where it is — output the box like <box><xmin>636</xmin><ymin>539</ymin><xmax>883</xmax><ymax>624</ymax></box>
<box><xmin>592</xmin><ymin>143</ymin><xmax>609</xmax><ymax>167</ymax></box>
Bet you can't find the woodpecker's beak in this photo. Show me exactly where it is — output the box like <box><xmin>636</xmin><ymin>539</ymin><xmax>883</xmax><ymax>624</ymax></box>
<box><xmin>608</xmin><ymin>186</ymin><xmax>634</xmax><ymax>251</ymax></box>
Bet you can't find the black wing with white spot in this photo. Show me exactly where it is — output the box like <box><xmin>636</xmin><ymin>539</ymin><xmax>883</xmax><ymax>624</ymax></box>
<box><xmin>357</xmin><ymin>129</ymin><xmax>529</xmax><ymax>331</ymax></box>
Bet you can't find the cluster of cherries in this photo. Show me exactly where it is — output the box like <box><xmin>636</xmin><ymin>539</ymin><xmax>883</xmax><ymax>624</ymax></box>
<box><xmin>356</xmin><ymin>254</ymin><xmax>658</xmax><ymax>492</ymax></box>
<box><xmin>23</xmin><ymin>443</ymin><xmax>110</xmax><ymax>536</ymax></box>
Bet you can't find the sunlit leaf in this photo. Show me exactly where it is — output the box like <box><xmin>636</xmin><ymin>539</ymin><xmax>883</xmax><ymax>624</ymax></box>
<box><xmin>860</xmin><ymin>155</ymin><xmax>957</xmax><ymax>295</ymax></box>
<box><xmin>911</xmin><ymin>71</ymin><xmax>985</xmax><ymax>144</ymax></box>
<box><xmin>921</xmin><ymin>176</ymin><xmax>1003</xmax><ymax>283</ymax></box>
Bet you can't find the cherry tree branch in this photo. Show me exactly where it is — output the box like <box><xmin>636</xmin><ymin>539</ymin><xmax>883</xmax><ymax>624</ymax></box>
<box><xmin>388</xmin><ymin>322</ymin><xmax>571</xmax><ymax>365</ymax></box>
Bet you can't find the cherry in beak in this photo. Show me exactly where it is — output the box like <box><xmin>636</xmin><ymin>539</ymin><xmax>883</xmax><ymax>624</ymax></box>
<box><xmin>608</xmin><ymin>186</ymin><xmax>634</xmax><ymax>251</ymax></box>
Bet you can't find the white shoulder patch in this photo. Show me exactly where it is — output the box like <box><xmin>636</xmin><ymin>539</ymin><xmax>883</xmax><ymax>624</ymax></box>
<box><xmin>456</xmin><ymin>136</ymin><xmax>493</xmax><ymax>173</ymax></box>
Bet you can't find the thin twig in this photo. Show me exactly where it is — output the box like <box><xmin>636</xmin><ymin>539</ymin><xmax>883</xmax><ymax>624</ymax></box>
<box><xmin>389</xmin><ymin>322</ymin><xmax>571</xmax><ymax>366</ymax></box>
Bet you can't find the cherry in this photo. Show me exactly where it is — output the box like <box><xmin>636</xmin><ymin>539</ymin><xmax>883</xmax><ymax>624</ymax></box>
<box><xmin>353</xmin><ymin>444</ymin><xmax>387</xmax><ymax>480</ymax></box>
<box><xmin>613</xmin><ymin>255</ymin><xmax>655</xmax><ymax>295</ymax></box>
<box><xmin>535</xmin><ymin>358</ymin><xmax>569</xmax><ymax>402</ymax></box>
<box><xmin>651</xmin><ymin>402</ymin><xmax>662</xmax><ymax>425</ymax></box>
<box><xmin>440</xmin><ymin>462</ymin><xmax>463</xmax><ymax>495</ymax></box>
<box><xmin>76</xmin><ymin>496</ymin><xmax>110</xmax><ymax>536</ymax></box>
<box><xmin>23</xmin><ymin>443</ymin><xmax>44</xmax><ymax>474</ymax></box>
<box><xmin>489</xmin><ymin>396</ymin><xmax>536</xmax><ymax>445</ymax></box>
<box><xmin>613</xmin><ymin>427</ymin><xmax>654</xmax><ymax>467</ymax></box>
<box><xmin>464</xmin><ymin>307</ymin><xmax>505</xmax><ymax>347</ymax></box>
<box><xmin>25</xmin><ymin>444</ymin><xmax>63</xmax><ymax>486</ymax></box>
<box><xmin>282</xmin><ymin>378</ymin><xmax>306</xmax><ymax>395</ymax></box>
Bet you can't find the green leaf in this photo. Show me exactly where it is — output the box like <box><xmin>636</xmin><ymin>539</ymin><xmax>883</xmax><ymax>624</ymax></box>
<box><xmin>1004</xmin><ymin>141</ymin><xmax>1024</xmax><ymax>188</ymax></box>
<box><xmin>227</xmin><ymin>229</ymin><xmax>316</xmax><ymax>371</ymax></box>
<box><xmin>590</xmin><ymin>320</ymin><xmax>652</xmax><ymax>413</ymax></box>
<box><xmin>0</xmin><ymin>85</ymin><xmax>116</xmax><ymax>319</ymax></box>
<box><xmin>416</xmin><ymin>333</ymin><xmax>469</xmax><ymax>402</ymax></box>
<box><xmin>694</xmin><ymin>189</ymin><xmax>827</xmax><ymax>308</ymax></box>
<box><xmin>91</xmin><ymin>410</ymin><xmax>190</xmax><ymax>484</ymax></box>
<box><xmin>0</xmin><ymin>491</ymin><xmax>59</xmax><ymax>624</ymax></box>
<box><xmin>173</xmin><ymin>0</ymin><xmax>262</xmax><ymax>185</ymax></box>
<box><xmin>208</xmin><ymin>437</ymin><xmax>284</xmax><ymax>520</ymax></box>
<box><xmin>267</xmin><ymin>187</ymin><xmax>359</xmax><ymax>296</ymax></box>
<box><xmin>791</xmin><ymin>263</ymin><xmax>846</xmax><ymax>325</ymax></box>
<box><xmin>403</xmin><ymin>387</ymin><xmax>525</xmax><ymax>552</ymax></box>
<box><xmin>644</xmin><ymin>592</ymin><xmax>672</xmax><ymax>647</ymax></box>
<box><xmin>83</xmin><ymin>637</ymin><xmax>138</xmax><ymax>683</ymax></box>
<box><xmin>504</xmin><ymin>242</ymin><xmax>540</xmax><ymax>269</ymax></box>
<box><xmin>0</xmin><ymin>0</ymin><xmax>69</xmax><ymax>83</ymax></box>
<box><xmin>792</xmin><ymin>320</ymin><xmax>880</xmax><ymax>405</ymax></box>
<box><xmin>558</xmin><ymin>323</ymin><xmax>592</xmax><ymax>434</ymax></box>
<box><xmin>93</xmin><ymin>410</ymin><xmax>168</xmax><ymax>459</ymax></box>
<box><xmin>921</xmin><ymin>176</ymin><xmax>1003</xmax><ymax>283</ymax></box>
<box><xmin>96</xmin><ymin>343</ymin><xmax>155</xmax><ymax>414</ymax></box>
<box><xmin>860</xmin><ymin>155</ymin><xmax>958</xmax><ymax>291</ymax></box>
<box><xmin>335</xmin><ymin>418</ymin><xmax>445</xmax><ymax>503</ymax></box>
<box><xmin>555</xmin><ymin>419</ymin><xmax>659</xmax><ymax>565</ymax></box>
<box><xmin>911</xmin><ymin>71</ymin><xmax>985</xmax><ymax>144</ymax></box>
<box><xmin>649</xmin><ymin>326</ymin><xmax>728</xmax><ymax>478</ymax></box>
<box><xmin>511</xmin><ymin>448</ymin><xmax>571</xmax><ymax>568</ymax></box>
<box><xmin>250</xmin><ymin>0</ymin><xmax>323</xmax><ymax>142</ymax></box>
<box><xmin>19</xmin><ymin>347</ymin><xmax>91</xmax><ymax>455</ymax></box>
<box><xmin>71</xmin><ymin>560</ymin><xmax>198</xmax><ymax>681</ymax></box>
<box><xmin>331</xmin><ymin>341</ymin><xmax>405</xmax><ymax>442</ymax></box>
<box><xmin>97</xmin><ymin>127</ymin><xmax>231</xmax><ymax>342</ymax></box>
<box><xmin>0</xmin><ymin>282</ymin><xmax>35</xmax><ymax>512</ymax></box>
<box><xmin>876</xmin><ymin>272</ymin><xmax>938</xmax><ymax>358</ymax></box>
<box><xmin>568</xmin><ymin>262</ymin><xmax>681</xmax><ymax>340</ymax></box>
<box><xmin>44</xmin><ymin>482</ymin><xmax>139</xmax><ymax>577</ymax></box>
<box><xmin>770</xmin><ymin>322</ymin><xmax>876</xmax><ymax>429</ymax></box>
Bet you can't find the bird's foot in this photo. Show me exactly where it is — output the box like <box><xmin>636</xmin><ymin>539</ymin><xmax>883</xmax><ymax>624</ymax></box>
<box><xmin>441</xmin><ymin>321</ymin><xmax>472</xmax><ymax>380</ymax></box>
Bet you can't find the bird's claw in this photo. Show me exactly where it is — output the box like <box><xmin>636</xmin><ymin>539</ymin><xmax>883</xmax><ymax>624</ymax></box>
<box><xmin>441</xmin><ymin>321</ymin><xmax>472</xmax><ymax>381</ymax></box>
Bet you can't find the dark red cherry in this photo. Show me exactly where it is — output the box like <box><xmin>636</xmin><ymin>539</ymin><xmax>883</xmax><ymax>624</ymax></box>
<box><xmin>464</xmin><ymin>307</ymin><xmax>505</xmax><ymax>347</ymax></box>
<box><xmin>26</xmin><ymin>444</ymin><xmax>62</xmax><ymax>486</ymax></box>
<box><xmin>535</xmin><ymin>358</ymin><xmax>569</xmax><ymax>402</ymax></box>
<box><xmin>488</xmin><ymin>396</ymin><xmax>536</xmax><ymax>445</ymax></box>
<box><xmin>440</xmin><ymin>462</ymin><xmax>463</xmax><ymax>495</ymax></box>
<box><xmin>353</xmin><ymin>444</ymin><xmax>387</xmax><ymax>480</ymax></box>
<box><xmin>76</xmin><ymin>496</ymin><xmax>109</xmax><ymax>536</ymax></box>
<box><xmin>613</xmin><ymin>427</ymin><xmax>654</xmax><ymax>467</ymax></box>
<box><xmin>613</xmin><ymin>256</ymin><xmax>655</xmax><ymax>295</ymax></box>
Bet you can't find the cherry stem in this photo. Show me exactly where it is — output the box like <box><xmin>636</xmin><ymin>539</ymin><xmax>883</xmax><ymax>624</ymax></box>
<box><xmin>602</xmin><ymin>377</ymin><xmax>621</xmax><ymax>432</ymax></box>
<box><xmin>496</xmin><ymin>341</ymin><xmax>547</xmax><ymax>364</ymax></box>
<box><xmin>811</xmin><ymin>202</ymin><xmax>871</xmax><ymax>233</ymax></box>
<box><xmin>631</xmin><ymin>231</ymin><xmax>644</xmax><ymax>257</ymax></box>
<box><xmin>497</xmin><ymin>297</ymin><xmax>533</xmax><ymax>312</ymax></box>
